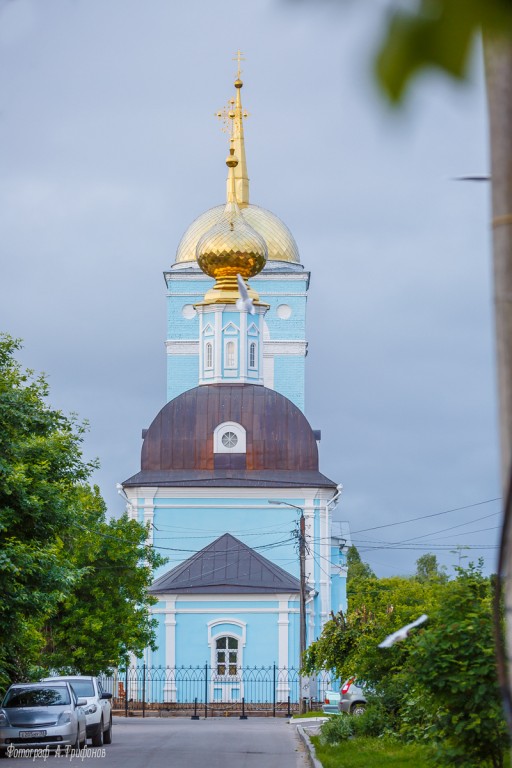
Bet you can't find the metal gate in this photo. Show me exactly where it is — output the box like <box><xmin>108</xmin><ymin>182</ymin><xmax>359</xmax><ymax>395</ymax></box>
<box><xmin>99</xmin><ymin>665</ymin><xmax>333</xmax><ymax>717</ymax></box>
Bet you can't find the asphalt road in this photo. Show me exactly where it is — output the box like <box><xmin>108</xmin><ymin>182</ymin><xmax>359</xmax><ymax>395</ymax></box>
<box><xmin>4</xmin><ymin>716</ymin><xmax>310</xmax><ymax>768</ymax></box>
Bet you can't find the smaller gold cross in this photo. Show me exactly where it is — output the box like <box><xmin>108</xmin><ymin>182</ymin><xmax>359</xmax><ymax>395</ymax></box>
<box><xmin>233</xmin><ymin>49</ymin><xmax>245</xmax><ymax>79</ymax></box>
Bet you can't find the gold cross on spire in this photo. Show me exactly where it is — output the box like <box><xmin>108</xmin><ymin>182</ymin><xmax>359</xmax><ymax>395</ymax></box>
<box><xmin>215</xmin><ymin>97</ymin><xmax>236</xmax><ymax>136</ymax></box>
<box><xmin>233</xmin><ymin>49</ymin><xmax>245</xmax><ymax>79</ymax></box>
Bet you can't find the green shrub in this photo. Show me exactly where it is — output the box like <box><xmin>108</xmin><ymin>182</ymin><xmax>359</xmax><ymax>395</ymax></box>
<box><xmin>351</xmin><ymin>702</ymin><xmax>389</xmax><ymax>738</ymax></box>
<box><xmin>319</xmin><ymin>714</ymin><xmax>353</xmax><ymax>745</ymax></box>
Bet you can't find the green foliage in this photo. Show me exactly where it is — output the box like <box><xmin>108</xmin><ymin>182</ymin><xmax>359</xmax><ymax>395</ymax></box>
<box><xmin>42</xmin><ymin>487</ymin><xmax>166</xmax><ymax>674</ymax></box>
<box><xmin>415</xmin><ymin>553</ymin><xmax>447</xmax><ymax>584</ymax></box>
<box><xmin>0</xmin><ymin>335</ymin><xmax>165</xmax><ymax>684</ymax></box>
<box><xmin>311</xmin><ymin>735</ymin><xmax>433</xmax><ymax>768</ymax></box>
<box><xmin>304</xmin><ymin>543</ymin><xmax>508</xmax><ymax>765</ymax></box>
<box><xmin>350</xmin><ymin>701</ymin><xmax>389</xmax><ymax>739</ymax></box>
<box><xmin>347</xmin><ymin>546</ymin><xmax>375</xmax><ymax>587</ymax></box>
<box><xmin>0</xmin><ymin>335</ymin><xmax>94</xmax><ymax>683</ymax></box>
<box><xmin>374</xmin><ymin>0</ymin><xmax>512</xmax><ymax>103</ymax></box>
<box><xmin>319</xmin><ymin>713</ymin><xmax>353</xmax><ymax>745</ymax></box>
<box><xmin>409</xmin><ymin>563</ymin><xmax>509</xmax><ymax>767</ymax></box>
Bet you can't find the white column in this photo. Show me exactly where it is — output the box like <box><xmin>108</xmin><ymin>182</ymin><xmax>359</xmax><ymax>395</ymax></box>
<box><xmin>277</xmin><ymin>598</ymin><xmax>290</xmax><ymax>700</ymax></box>
<box><xmin>214</xmin><ymin>306</ymin><xmax>222</xmax><ymax>379</ymax></box>
<box><xmin>304</xmin><ymin>503</ymin><xmax>315</xmax><ymax>589</ymax></box>
<box><xmin>319</xmin><ymin>503</ymin><xmax>329</xmax><ymax>628</ymax></box>
<box><xmin>163</xmin><ymin>600</ymin><xmax>177</xmax><ymax>702</ymax></box>
<box><xmin>239</xmin><ymin>309</ymin><xmax>247</xmax><ymax>379</ymax></box>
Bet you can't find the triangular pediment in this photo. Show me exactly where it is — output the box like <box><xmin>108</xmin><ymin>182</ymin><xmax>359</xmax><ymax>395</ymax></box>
<box><xmin>222</xmin><ymin>322</ymin><xmax>239</xmax><ymax>335</ymax></box>
<box><xmin>247</xmin><ymin>323</ymin><xmax>259</xmax><ymax>336</ymax></box>
<box><xmin>150</xmin><ymin>533</ymin><xmax>300</xmax><ymax>595</ymax></box>
<box><xmin>203</xmin><ymin>323</ymin><xmax>214</xmax><ymax>336</ymax></box>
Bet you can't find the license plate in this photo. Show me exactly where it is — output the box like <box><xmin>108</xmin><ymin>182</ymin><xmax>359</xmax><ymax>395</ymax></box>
<box><xmin>19</xmin><ymin>730</ymin><xmax>47</xmax><ymax>738</ymax></box>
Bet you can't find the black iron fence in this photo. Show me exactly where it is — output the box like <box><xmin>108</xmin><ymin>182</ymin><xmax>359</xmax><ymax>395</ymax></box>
<box><xmin>99</xmin><ymin>666</ymin><xmax>334</xmax><ymax>717</ymax></box>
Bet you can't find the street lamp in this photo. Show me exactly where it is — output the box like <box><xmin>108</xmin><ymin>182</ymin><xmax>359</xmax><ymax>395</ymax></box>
<box><xmin>268</xmin><ymin>500</ymin><xmax>307</xmax><ymax>710</ymax></box>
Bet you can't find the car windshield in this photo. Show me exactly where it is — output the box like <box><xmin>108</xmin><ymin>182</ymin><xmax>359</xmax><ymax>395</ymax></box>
<box><xmin>2</xmin><ymin>687</ymin><xmax>71</xmax><ymax>708</ymax></box>
<box><xmin>64</xmin><ymin>680</ymin><xmax>94</xmax><ymax>698</ymax></box>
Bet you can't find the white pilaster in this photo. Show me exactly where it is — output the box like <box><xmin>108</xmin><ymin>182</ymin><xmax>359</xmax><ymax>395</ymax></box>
<box><xmin>319</xmin><ymin>503</ymin><xmax>329</xmax><ymax>627</ymax></box>
<box><xmin>163</xmin><ymin>600</ymin><xmax>177</xmax><ymax>702</ymax></box>
<box><xmin>277</xmin><ymin>598</ymin><xmax>291</xmax><ymax>700</ymax></box>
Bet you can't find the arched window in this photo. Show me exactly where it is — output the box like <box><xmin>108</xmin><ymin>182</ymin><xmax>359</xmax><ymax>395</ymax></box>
<box><xmin>215</xmin><ymin>636</ymin><xmax>239</xmax><ymax>676</ymax></box>
<box><xmin>226</xmin><ymin>341</ymin><xmax>236</xmax><ymax>368</ymax></box>
<box><xmin>213</xmin><ymin>422</ymin><xmax>246</xmax><ymax>454</ymax></box>
<box><xmin>205</xmin><ymin>342</ymin><xmax>213</xmax><ymax>369</ymax></box>
<box><xmin>249</xmin><ymin>342</ymin><xmax>256</xmax><ymax>369</ymax></box>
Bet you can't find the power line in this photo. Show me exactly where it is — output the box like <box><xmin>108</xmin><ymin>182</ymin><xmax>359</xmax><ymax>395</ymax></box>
<box><xmin>350</xmin><ymin>497</ymin><xmax>501</xmax><ymax>535</ymax></box>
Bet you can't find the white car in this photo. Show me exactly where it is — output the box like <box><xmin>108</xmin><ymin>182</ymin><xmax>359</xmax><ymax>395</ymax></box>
<box><xmin>42</xmin><ymin>676</ymin><xmax>112</xmax><ymax>746</ymax></box>
<box><xmin>322</xmin><ymin>688</ymin><xmax>341</xmax><ymax>715</ymax></box>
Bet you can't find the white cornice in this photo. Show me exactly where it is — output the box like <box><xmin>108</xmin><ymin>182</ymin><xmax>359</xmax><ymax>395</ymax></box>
<box><xmin>165</xmin><ymin>271</ymin><xmax>309</xmax><ymax>282</ymax></box>
<box><xmin>264</xmin><ymin>341</ymin><xmax>307</xmax><ymax>355</ymax></box>
<box><xmin>165</xmin><ymin>340</ymin><xmax>199</xmax><ymax>354</ymax></box>
<box><xmin>122</xmin><ymin>486</ymin><xmax>332</xmax><ymax>500</ymax></box>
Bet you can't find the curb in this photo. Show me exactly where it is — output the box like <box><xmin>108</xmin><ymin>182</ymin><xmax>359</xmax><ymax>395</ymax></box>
<box><xmin>296</xmin><ymin>724</ymin><xmax>323</xmax><ymax>768</ymax></box>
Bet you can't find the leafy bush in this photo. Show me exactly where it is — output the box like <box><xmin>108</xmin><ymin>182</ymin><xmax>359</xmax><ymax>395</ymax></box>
<box><xmin>320</xmin><ymin>714</ymin><xmax>353</xmax><ymax>744</ymax></box>
<box><xmin>351</xmin><ymin>701</ymin><xmax>389</xmax><ymax>738</ymax></box>
<box><xmin>398</xmin><ymin>686</ymin><xmax>438</xmax><ymax>743</ymax></box>
<box><xmin>409</xmin><ymin>563</ymin><xmax>510</xmax><ymax>768</ymax></box>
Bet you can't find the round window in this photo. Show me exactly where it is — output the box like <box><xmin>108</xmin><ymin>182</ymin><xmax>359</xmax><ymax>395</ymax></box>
<box><xmin>221</xmin><ymin>431</ymin><xmax>238</xmax><ymax>448</ymax></box>
<box><xmin>182</xmin><ymin>304</ymin><xmax>197</xmax><ymax>319</ymax></box>
<box><xmin>276</xmin><ymin>304</ymin><xmax>292</xmax><ymax>320</ymax></box>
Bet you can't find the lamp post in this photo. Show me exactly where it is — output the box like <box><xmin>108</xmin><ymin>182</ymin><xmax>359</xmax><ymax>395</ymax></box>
<box><xmin>268</xmin><ymin>500</ymin><xmax>307</xmax><ymax>712</ymax></box>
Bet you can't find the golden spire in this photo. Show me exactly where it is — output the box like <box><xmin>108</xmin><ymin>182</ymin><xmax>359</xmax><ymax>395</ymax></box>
<box><xmin>195</xmin><ymin>144</ymin><xmax>267</xmax><ymax>305</ymax></box>
<box><xmin>216</xmin><ymin>51</ymin><xmax>250</xmax><ymax>207</ymax></box>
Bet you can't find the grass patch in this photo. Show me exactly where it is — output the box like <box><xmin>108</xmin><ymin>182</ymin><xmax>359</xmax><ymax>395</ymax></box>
<box><xmin>291</xmin><ymin>710</ymin><xmax>326</xmax><ymax>719</ymax></box>
<box><xmin>311</xmin><ymin>735</ymin><xmax>432</xmax><ymax>768</ymax></box>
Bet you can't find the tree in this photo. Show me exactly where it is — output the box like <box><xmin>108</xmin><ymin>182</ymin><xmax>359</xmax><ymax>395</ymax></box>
<box><xmin>0</xmin><ymin>335</ymin><xmax>165</xmax><ymax>683</ymax></box>
<box><xmin>346</xmin><ymin>546</ymin><xmax>375</xmax><ymax>594</ymax></box>
<box><xmin>415</xmin><ymin>553</ymin><xmax>447</xmax><ymax>583</ymax></box>
<box><xmin>0</xmin><ymin>335</ymin><xmax>94</xmax><ymax>684</ymax></box>
<box><xmin>42</xmin><ymin>486</ymin><xmax>166</xmax><ymax>675</ymax></box>
<box><xmin>410</xmin><ymin>563</ymin><xmax>509</xmax><ymax>767</ymax></box>
<box><xmin>303</xmin><ymin>570</ymin><xmax>441</xmax><ymax>689</ymax></box>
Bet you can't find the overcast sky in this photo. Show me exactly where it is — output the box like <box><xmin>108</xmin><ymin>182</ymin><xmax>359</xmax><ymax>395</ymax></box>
<box><xmin>1</xmin><ymin>0</ymin><xmax>499</xmax><ymax>578</ymax></box>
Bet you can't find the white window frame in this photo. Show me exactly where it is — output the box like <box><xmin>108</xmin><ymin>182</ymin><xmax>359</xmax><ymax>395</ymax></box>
<box><xmin>205</xmin><ymin>341</ymin><xmax>213</xmax><ymax>369</ymax></box>
<box><xmin>213</xmin><ymin>421</ymin><xmax>246</xmax><ymax>453</ymax></box>
<box><xmin>249</xmin><ymin>341</ymin><xmax>257</xmax><ymax>369</ymax></box>
<box><xmin>224</xmin><ymin>339</ymin><xmax>237</xmax><ymax>369</ymax></box>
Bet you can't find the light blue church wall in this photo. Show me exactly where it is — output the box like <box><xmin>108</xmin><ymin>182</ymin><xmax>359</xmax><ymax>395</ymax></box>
<box><xmin>146</xmin><ymin>599</ymin><xmax>302</xmax><ymax>703</ymax></box>
<box><xmin>164</xmin><ymin>267</ymin><xmax>308</xmax><ymax>410</ymax></box>
<box><xmin>141</xmin><ymin>488</ymin><xmax>333</xmax><ymax>667</ymax></box>
<box><xmin>151</xmin><ymin>498</ymin><xmax>301</xmax><ymax>581</ymax></box>
<box><xmin>273</xmin><ymin>356</ymin><xmax>305</xmax><ymax>412</ymax></box>
<box><xmin>167</xmin><ymin>355</ymin><xmax>198</xmax><ymax>402</ymax></box>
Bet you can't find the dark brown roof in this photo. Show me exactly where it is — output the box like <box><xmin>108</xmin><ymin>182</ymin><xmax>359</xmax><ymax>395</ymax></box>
<box><xmin>140</xmin><ymin>384</ymin><xmax>320</xmax><ymax>473</ymax></box>
<box><xmin>123</xmin><ymin>468</ymin><xmax>336</xmax><ymax>488</ymax></box>
<box><xmin>149</xmin><ymin>533</ymin><xmax>300</xmax><ymax>595</ymax></box>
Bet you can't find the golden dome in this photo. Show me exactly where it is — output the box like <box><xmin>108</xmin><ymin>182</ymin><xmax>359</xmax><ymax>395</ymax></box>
<box><xmin>196</xmin><ymin>147</ymin><xmax>268</xmax><ymax>304</ymax></box>
<box><xmin>175</xmin><ymin>203</ymin><xmax>300</xmax><ymax>265</ymax></box>
<box><xmin>196</xmin><ymin>205</ymin><xmax>268</xmax><ymax>282</ymax></box>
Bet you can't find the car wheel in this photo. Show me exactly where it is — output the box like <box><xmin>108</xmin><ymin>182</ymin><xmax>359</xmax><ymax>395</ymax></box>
<box><xmin>91</xmin><ymin>719</ymin><xmax>104</xmax><ymax>747</ymax></box>
<box><xmin>103</xmin><ymin>716</ymin><xmax>112</xmax><ymax>745</ymax></box>
<box><xmin>350</xmin><ymin>702</ymin><xmax>366</xmax><ymax>716</ymax></box>
<box><xmin>72</xmin><ymin>728</ymin><xmax>80</xmax><ymax>750</ymax></box>
<box><xmin>79</xmin><ymin>727</ymin><xmax>86</xmax><ymax>749</ymax></box>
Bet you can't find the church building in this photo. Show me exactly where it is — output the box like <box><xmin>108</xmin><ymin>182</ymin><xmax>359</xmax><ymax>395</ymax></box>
<box><xmin>121</xmin><ymin>62</ymin><xmax>348</xmax><ymax>699</ymax></box>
